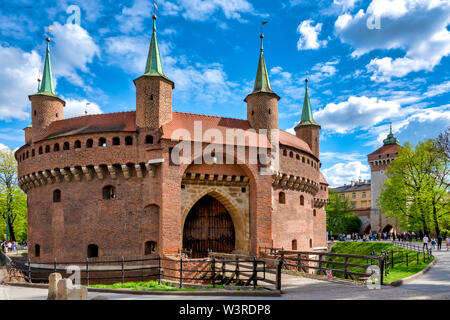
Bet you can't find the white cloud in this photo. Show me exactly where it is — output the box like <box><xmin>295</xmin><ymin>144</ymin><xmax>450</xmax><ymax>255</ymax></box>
<box><xmin>0</xmin><ymin>143</ymin><xmax>8</xmax><ymax>150</ymax></box>
<box><xmin>309</xmin><ymin>60</ymin><xmax>339</xmax><ymax>82</ymax></box>
<box><xmin>315</xmin><ymin>96</ymin><xmax>401</xmax><ymax>133</ymax></box>
<box><xmin>63</xmin><ymin>99</ymin><xmax>103</xmax><ymax>118</ymax></box>
<box><xmin>116</xmin><ymin>0</ymin><xmax>153</xmax><ymax>34</ymax></box>
<box><xmin>424</xmin><ymin>80</ymin><xmax>450</xmax><ymax>97</ymax></box>
<box><xmin>333</xmin><ymin>0</ymin><xmax>359</xmax><ymax>11</ymax></box>
<box><xmin>322</xmin><ymin>161</ymin><xmax>370</xmax><ymax>187</ymax></box>
<box><xmin>0</xmin><ymin>45</ymin><xmax>40</xmax><ymax>121</ymax></box>
<box><xmin>49</xmin><ymin>22</ymin><xmax>100</xmax><ymax>87</ymax></box>
<box><xmin>156</xmin><ymin>0</ymin><xmax>259</xmax><ymax>22</ymax></box>
<box><xmin>334</xmin><ymin>0</ymin><xmax>450</xmax><ymax>81</ymax></box>
<box><xmin>297</xmin><ymin>19</ymin><xmax>328</xmax><ymax>50</ymax></box>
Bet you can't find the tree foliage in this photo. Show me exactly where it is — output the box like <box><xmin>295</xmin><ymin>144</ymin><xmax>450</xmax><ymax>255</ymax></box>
<box><xmin>0</xmin><ymin>148</ymin><xmax>27</xmax><ymax>241</ymax></box>
<box><xmin>326</xmin><ymin>189</ymin><xmax>361</xmax><ymax>234</ymax></box>
<box><xmin>379</xmin><ymin>128</ymin><xmax>450</xmax><ymax>236</ymax></box>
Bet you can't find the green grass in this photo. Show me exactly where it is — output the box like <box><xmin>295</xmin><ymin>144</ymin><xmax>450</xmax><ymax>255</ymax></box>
<box><xmin>89</xmin><ymin>280</ymin><xmax>200</xmax><ymax>291</ymax></box>
<box><xmin>326</xmin><ymin>242</ymin><xmax>434</xmax><ymax>284</ymax></box>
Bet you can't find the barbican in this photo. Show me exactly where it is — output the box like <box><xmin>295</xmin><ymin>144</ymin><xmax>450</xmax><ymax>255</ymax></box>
<box><xmin>15</xmin><ymin>15</ymin><xmax>328</xmax><ymax>261</ymax></box>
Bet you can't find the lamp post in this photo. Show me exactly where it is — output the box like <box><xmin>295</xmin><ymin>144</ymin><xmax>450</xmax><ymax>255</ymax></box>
<box><xmin>6</xmin><ymin>195</ymin><xmax>10</xmax><ymax>242</ymax></box>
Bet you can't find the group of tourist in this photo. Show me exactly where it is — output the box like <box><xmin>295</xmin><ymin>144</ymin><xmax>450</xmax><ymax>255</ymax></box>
<box><xmin>422</xmin><ymin>235</ymin><xmax>449</xmax><ymax>251</ymax></box>
<box><xmin>331</xmin><ymin>232</ymin><xmax>449</xmax><ymax>251</ymax></box>
<box><xmin>0</xmin><ymin>241</ymin><xmax>26</xmax><ymax>253</ymax></box>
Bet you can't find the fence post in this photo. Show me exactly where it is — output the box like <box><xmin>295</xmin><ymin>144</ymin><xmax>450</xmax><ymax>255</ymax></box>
<box><xmin>86</xmin><ymin>258</ymin><xmax>89</xmax><ymax>286</ymax></box>
<box><xmin>344</xmin><ymin>257</ymin><xmax>349</xmax><ymax>279</ymax></box>
<box><xmin>406</xmin><ymin>252</ymin><xmax>408</xmax><ymax>266</ymax></box>
<box><xmin>211</xmin><ymin>257</ymin><xmax>216</xmax><ymax>288</ymax></box>
<box><xmin>253</xmin><ymin>256</ymin><xmax>257</xmax><ymax>290</ymax></box>
<box><xmin>158</xmin><ymin>254</ymin><xmax>162</xmax><ymax>285</ymax></box>
<box><xmin>297</xmin><ymin>253</ymin><xmax>301</xmax><ymax>272</ymax></box>
<box><xmin>27</xmin><ymin>258</ymin><xmax>31</xmax><ymax>283</ymax></box>
<box><xmin>235</xmin><ymin>256</ymin><xmax>240</xmax><ymax>281</ymax></box>
<box><xmin>53</xmin><ymin>258</ymin><xmax>57</xmax><ymax>273</ymax></box>
<box><xmin>179</xmin><ymin>256</ymin><xmax>183</xmax><ymax>289</ymax></box>
<box><xmin>121</xmin><ymin>256</ymin><xmax>124</xmax><ymax>284</ymax></box>
<box><xmin>276</xmin><ymin>259</ymin><xmax>282</xmax><ymax>291</ymax></box>
<box><xmin>318</xmin><ymin>254</ymin><xmax>323</xmax><ymax>275</ymax></box>
<box><xmin>378</xmin><ymin>257</ymin><xmax>384</xmax><ymax>285</ymax></box>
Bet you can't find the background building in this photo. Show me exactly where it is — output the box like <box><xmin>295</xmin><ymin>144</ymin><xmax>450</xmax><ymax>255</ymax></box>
<box><xmin>367</xmin><ymin>124</ymin><xmax>401</xmax><ymax>234</ymax></box>
<box><xmin>332</xmin><ymin>179</ymin><xmax>371</xmax><ymax>233</ymax></box>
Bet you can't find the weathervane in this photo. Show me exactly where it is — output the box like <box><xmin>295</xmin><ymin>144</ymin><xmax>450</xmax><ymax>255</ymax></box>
<box><xmin>260</xmin><ymin>21</ymin><xmax>268</xmax><ymax>36</ymax></box>
<box><xmin>85</xmin><ymin>102</ymin><xmax>90</xmax><ymax>115</ymax></box>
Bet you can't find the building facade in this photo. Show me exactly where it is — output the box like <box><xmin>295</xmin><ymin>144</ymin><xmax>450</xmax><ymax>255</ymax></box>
<box><xmin>15</xmin><ymin>17</ymin><xmax>328</xmax><ymax>262</ymax></box>
<box><xmin>367</xmin><ymin>125</ymin><xmax>401</xmax><ymax>234</ymax></box>
<box><xmin>332</xmin><ymin>180</ymin><xmax>371</xmax><ymax>233</ymax></box>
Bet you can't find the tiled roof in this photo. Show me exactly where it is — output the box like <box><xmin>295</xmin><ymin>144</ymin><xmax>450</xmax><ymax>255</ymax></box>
<box><xmin>35</xmin><ymin>111</ymin><xmax>137</xmax><ymax>142</ymax></box>
<box><xmin>368</xmin><ymin>143</ymin><xmax>399</xmax><ymax>157</ymax></box>
<box><xmin>36</xmin><ymin>110</ymin><xmax>314</xmax><ymax>154</ymax></box>
<box><xmin>332</xmin><ymin>182</ymin><xmax>371</xmax><ymax>193</ymax></box>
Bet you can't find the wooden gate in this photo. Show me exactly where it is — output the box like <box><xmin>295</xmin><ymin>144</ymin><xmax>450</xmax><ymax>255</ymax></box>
<box><xmin>183</xmin><ymin>195</ymin><xmax>235</xmax><ymax>258</ymax></box>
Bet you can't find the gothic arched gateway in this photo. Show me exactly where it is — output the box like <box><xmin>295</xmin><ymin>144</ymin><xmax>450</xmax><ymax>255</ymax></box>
<box><xmin>183</xmin><ymin>195</ymin><xmax>236</xmax><ymax>258</ymax></box>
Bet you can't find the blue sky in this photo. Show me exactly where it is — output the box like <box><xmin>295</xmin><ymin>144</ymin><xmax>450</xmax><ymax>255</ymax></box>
<box><xmin>0</xmin><ymin>0</ymin><xmax>449</xmax><ymax>186</ymax></box>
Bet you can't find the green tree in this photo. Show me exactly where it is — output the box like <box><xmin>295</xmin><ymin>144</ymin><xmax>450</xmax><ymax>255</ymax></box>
<box><xmin>0</xmin><ymin>148</ymin><xmax>27</xmax><ymax>242</ymax></box>
<box><xmin>379</xmin><ymin>132</ymin><xmax>449</xmax><ymax>236</ymax></box>
<box><xmin>325</xmin><ymin>190</ymin><xmax>360</xmax><ymax>234</ymax></box>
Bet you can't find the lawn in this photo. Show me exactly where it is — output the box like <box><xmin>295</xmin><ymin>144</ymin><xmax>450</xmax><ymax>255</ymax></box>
<box><xmin>89</xmin><ymin>280</ymin><xmax>205</xmax><ymax>291</ymax></box>
<box><xmin>326</xmin><ymin>242</ymin><xmax>434</xmax><ymax>284</ymax></box>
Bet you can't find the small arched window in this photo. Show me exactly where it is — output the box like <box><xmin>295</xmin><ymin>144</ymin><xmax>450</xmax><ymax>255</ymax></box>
<box><xmin>292</xmin><ymin>239</ymin><xmax>297</xmax><ymax>251</ymax></box>
<box><xmin>54</xmin><ymin>143</ymin><xmax>60</xmax><ymax>152</ymax></box>
<box><xmin>74</xmin><ymin>140</ymin><xmax>81</xmax><ymax>149</ymax></box>
<box><xmin>45</xmin><ymin>145</ymin><xmax>50</xmax><ymax>153</ymax></box>
<box><xmin>300</xmin><ymin>195</ymin><xmax>304</xmax><ymax>206</ymax></box>
<box><xmin>296</xmin><ymin>154</ymin><xmax>300</xmax><ymax>160</ymax></box>
<box><xmin>99</xmin><ymin>137</ymin><xmax>107</xmax><ymax>147</ymax></box>
<box><xmin>63</xmin><ymin>142</ymin><xmax>70</xmax><ymax>150</ymax></box>
<box><xmin>26</xmin><ymin>151</ymin><xmax>29</xmax><ymax>159</ymax></box>
<box><xmin>279</xmin><ymin>192</ymin><xmax>286</xmax><ymax>204</ymax></box>
<box><xmin>87</xmin><ymin>244</ymin><xmax>98</xmax><ymax>258</ymax></box>
<box><xmin>145</xmin><ymin>135</ymin><xmax>154</xmax><ymax>144</ymax></box>
<box><xmin>125</xmin><ymin>136</ymin><xmax>133</xmax><ymax>146</ymax></box>
<box><xmin>32</xmin><ymin>149</ymin><xmax>35</xmax><ymax>157</ymax></box>
<box><xmin>283</xmin><ymin>149</ymin><xmax>287</xmax><ymax>156</ymax></box>
<box><xmin>86</xmin><ymin>139</ymin><xmax>93</xmax><ymax>148</ymax></box>
<box><xmin>53</xmin><ymin>189</ymin><xmax>61</xmax><ymax>203</ymax></box>
<box><xmin>310</xmin><ymin>239</ymin><xmax>313</xmax><ymax>248</ymax></box>
<box><xmin>112</xmin><ymin>137</ymin><xmax>120</xmax><ymax>146</ymax></box>
<box><xmin>38</xmin><ymin>147</ymin><xmax>43</xmax><ymax>155</ymax></box>
<box><xmin>302</xmin><ymin>157</ymin><xmax>305</xmax><ymax>163</ymax></box>
<box><xmin>313</xmin><ymin>209</ymin><xmax>316</xmax><ymax>217</ymax></box>
<box><xmin>144</xmin><ymin>241</ymin><xmax>157</xmax><ymax>255</ymax></box>
<box><xmin>289</xmin><ymin>151</ymin><xmax>293</xmax><ymax>158</ymax></box>
<box><xmin>102</xmin><ymin>185</ymin><xmax>116</xmax><ymax>200</ymax></box>
<box><xmin>35</xmin><ymin>244</ymin><xmax>40</xmax><ymax>257</ymax></box>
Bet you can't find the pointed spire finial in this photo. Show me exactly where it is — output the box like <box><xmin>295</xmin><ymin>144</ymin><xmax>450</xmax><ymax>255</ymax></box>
<box><xmin>144</xmin><ymin>11</ymin><xmax>167</xmax><ymax>78</ymax></box>
<box><xmin>37</xmin><ymin>37</ymin><xmax>56</xmax><ymax>96</ymax></box>
<box><xmin>251</xmin><ymin>22</ymin><xmax>274</xmax><ymax>94</ymax></box>
<box><xmin>296</xmin><ymin>77</ymin><xmax>319</xmax><ymax>127</ymax></box>
<box><xmin>383</xmin><ymin>121</ymin><xmax>399</xmax><ymax>145</ymax></box>
<box><xmin>390</xmin><ymin>121</ymin><xmax>392</xmax><ymax>134</ymax></box>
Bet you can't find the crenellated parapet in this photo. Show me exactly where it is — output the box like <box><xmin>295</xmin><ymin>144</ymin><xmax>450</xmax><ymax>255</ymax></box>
<box><xmin>17</xmin><ymin>159</ymin><xmax>164</xmax><ymax>193</ymax></box>
<box><xmin>271</xmin><ymin>171</ymin><xmax>320</xmax><ymax>196</ymax></box>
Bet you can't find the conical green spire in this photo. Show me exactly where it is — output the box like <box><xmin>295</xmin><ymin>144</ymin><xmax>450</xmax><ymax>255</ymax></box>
<box><xmin>252</xmin><ymin>35</ymin><xmax>273</xmax><ymax>94</ymax></box>
<box><xmin>144</xmin><ymin>15</ymin><xmax>165</xmax><ymax>77</ymax></box>
<box><xmin>297</xmin><ymin>79</ymin><xmax>319</xmax><ymax>127</ymax></box>
<box><xmin>383</xmin><ymin>121</ymin><xmax>399</xmax><ymax>145</ymax></box>
<box><xmin>37</xmin><ymin>38</ymin><xmax>56</xmax><ymax>96</ymax></box>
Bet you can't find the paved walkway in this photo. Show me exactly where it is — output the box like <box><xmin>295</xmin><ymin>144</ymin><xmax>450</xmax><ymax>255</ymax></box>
<box><xmin>1</xmin><ymin>250</ymin><xmax>449</xmax><ymax>300</ymax></box>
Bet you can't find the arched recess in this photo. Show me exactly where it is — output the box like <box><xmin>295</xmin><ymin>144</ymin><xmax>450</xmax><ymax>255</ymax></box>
<box><xmin>181</xmin><ymin>188</ymin><xmax>248</xmax><ymax>254</ymax></box>
<box><xmin>382</xmin><ymin>224</ymin><xmax>393</xmax><ymax>233</ymax></box>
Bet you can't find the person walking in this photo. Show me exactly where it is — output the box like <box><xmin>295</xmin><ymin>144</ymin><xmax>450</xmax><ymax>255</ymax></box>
<box><xmin>423</xmin><ymin>235</ymin><xmax>429</xmax><ymax>250</ymax></box>
<box><xmin>446</xmin><ymin>236</ymin><xmax>449</xmax><ymax>251</ymax></box>
<box><xmin>431</xmin><ymin>237</ymin><xmax>436</xmax><ymax>250</ymax></box>
<box><xmin>437</xmin><ymin>235</ymin><xmax>443</xmax><ymax>250</ymax></box>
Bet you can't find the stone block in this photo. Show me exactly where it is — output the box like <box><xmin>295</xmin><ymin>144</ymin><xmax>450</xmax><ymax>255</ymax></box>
<box><xmin>47</xmin><ymin>273</ymin><xmax>62</xmax><ymax>300</ymax></box>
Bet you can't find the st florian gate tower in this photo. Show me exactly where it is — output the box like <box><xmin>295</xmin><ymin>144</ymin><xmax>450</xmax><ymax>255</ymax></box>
<box><xmin>15</xmin><ymin>16</ymin><xmax>328</xmax><ymax>262</ymax></box>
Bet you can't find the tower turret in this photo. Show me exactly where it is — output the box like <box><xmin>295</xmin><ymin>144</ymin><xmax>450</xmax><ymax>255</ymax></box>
<box><xmin>28</xmin><ymin>37</ymin><xmax>65</xmax><ymax>141</ymax></box>
<box><xmin>134</xmin><ymin>14</ymin><xmax>174</xmax><ymax>129</ymax></box>
<box><xmin>294</xmin><ymin>79</ymin><xmax>320</xmax><ymax>159</ymax></box>
<box><xmin>245</xmin><ymin>33</ymin><xmax>280</xmax><ymax>135</ymax></box>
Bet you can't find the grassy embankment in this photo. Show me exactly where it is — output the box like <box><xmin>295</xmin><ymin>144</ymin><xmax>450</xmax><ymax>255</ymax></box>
<box><xmin>326</xmin><ymin>242</ymin><xmax>434</xmax><ymax>284</ymax></box>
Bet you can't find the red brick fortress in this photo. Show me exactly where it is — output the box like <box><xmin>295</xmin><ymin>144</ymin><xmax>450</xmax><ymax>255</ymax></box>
<box><xmin>15</xmin><ymin>16</ymin><xmax>328</xmax><ymax>262</ymax></box>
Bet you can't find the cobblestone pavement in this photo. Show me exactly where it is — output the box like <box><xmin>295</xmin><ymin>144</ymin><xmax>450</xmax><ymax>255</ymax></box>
<box><xmin>1</xmin><ymin>250</ymin><xmax>448</xmax><ymax>300</ymax></box>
